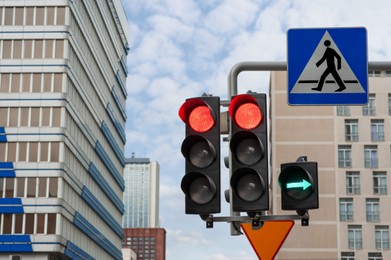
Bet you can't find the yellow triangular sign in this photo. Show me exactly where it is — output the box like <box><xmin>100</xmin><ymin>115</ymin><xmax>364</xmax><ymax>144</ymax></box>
<box><xmin>241</xmin><ymin>220</ymin><xmax>294</xmax><ymax>260</ymax></box>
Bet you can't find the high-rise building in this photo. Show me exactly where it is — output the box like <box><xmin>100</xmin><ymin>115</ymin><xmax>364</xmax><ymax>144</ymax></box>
<box><xmin>270</xmin><ymin>70</ymin><xmax>391</xmax><ymax>260</ymax></box>
<box><xmin>123</xmin><ymin>156</ymin><xmax>160</xmax><ymax>228</ymax></box>
<box><xmin>0</xmin><ymin>0</ymin><xmax>128</xmax><ymax>259</ymax></box>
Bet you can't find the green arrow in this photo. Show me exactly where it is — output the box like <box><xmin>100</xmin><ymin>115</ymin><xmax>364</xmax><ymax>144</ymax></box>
<box><xmin>286</xmin><ymin>179</ymin><xmax>311</xmax><ymax>190</ymax></box>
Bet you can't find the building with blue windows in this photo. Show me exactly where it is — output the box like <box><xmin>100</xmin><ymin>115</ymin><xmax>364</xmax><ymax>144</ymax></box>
<box><xmin>0</xmin><ymin>0</ymin><xmax>128</xmax><ymax>259</ymax></box>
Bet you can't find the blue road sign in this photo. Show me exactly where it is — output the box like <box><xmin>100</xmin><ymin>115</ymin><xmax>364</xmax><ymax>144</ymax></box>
<box><xmin>287</xmin><ymin>27</ymin><xmax>368</xmax><ymax>105</ymax></box>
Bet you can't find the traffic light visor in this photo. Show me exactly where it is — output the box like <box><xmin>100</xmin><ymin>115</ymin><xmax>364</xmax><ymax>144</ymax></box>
<box><xmin>181</xmin><ymin>172</ymin><xmax>217</xmax><ymax>205</ymax></box>
<box><xmin>229</xmin><ymin>94</ymin><xmax>262</xmax><ymax>130</ymax></box>
<box><xmin>179</xmin><ymin>98</ymin><xmax>215</xmax><ymax>133</ymax></box>
<box><xmin>181</xmin><ymin>135</ymin><xmax>216</xmax><ymax>168</ymax></box>
<box><xmin>230</xmin><ymin>131</ymin><xmax>264</xmax><ymax>166</ymax></box>
<box><xmin>231</xmin><ymin>168</ymin><xmax>265</xmax><ymax>202</ymax></box>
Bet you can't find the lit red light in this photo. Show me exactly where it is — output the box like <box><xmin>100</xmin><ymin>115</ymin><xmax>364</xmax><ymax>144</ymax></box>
<box><xmin>189</xmin><ymin>106</ymin><xmax>214</xmax><ymax>133</ymax></box>
<box><xmin>234</xmin><ymin>103</ymin><xmax>262</xmax><ymax>130</ymax></box>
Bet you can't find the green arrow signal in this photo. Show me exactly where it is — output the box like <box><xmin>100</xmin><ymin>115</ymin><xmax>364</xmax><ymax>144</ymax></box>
<box><xmin>286</xmin><ymin>179</ymin><xmax>311</xmax><ymax>190</ymax></box>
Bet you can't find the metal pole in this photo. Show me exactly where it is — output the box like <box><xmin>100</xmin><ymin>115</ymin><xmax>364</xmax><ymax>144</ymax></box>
<box><xmin>228</xmin><ymin>61</ymin><xmax>391</xmax><ymax>96</ymax></box>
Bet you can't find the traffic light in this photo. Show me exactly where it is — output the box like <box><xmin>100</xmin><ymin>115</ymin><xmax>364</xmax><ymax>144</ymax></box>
<box><xmin>279</xmin><ymin>159</ymin><xmax>319</xmax><ymax>211</ymax></box>
<box><xmin>228</xmin><ymin>93</ymin><xmax>268</xmax><ymax>212</ymax></box>
<box><xmin>179</xmin><ymin>95</ymin><xmax>220</xmax><ymax>215</ymax></box>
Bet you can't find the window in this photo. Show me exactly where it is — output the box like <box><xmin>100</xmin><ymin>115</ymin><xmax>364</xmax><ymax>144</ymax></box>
<box><xmin>375</xmin><ymin>226</ymin><xmax>389</xmax><ymax>250</ymax></box>
<box><xmin>371</xmin><ymin>119</ymin><xmax>384</xmax><ymax>142</ymax></box>
<box><xmin>0</xmin><ymin>177</ymin><xmax>59</xmax><ymax>198</ymax></box>
<box><xmin>2</xmin><ymin>40</ymin><xmax>12</xmax><ymax>59</ymax></box>
<box><xmin>373</xmin><ymin>172</ymin><xmax>387</xmax><ymax>195</ymax></box>
<box><xmin>346</xmin><ymin>172</ymin><xmax>360</xmax><ymax>194</ymax></box>
<box><xmin>340</xmin><ymin>198</ymin><xmax>353</xmax><ymax>221</ymax></box>
<box><xmin>0</xmin><ymin>213</ymin><xmax>57</xmax><ymax>235</ymax></box>
<box><xmin>368</xmin><ymin>70</ymin><xmax>381</xmax><ymax>77</ymax></box>
<box><xmin>364</xmin><ymin>145</ymin><xmax>378</xmax><ymax>168</ymax></box>
<box><xmin>345</xmin><ymin>119</ymin><xmax>358</xmax><ymax>141</ymax></box>
<box><xmin>388</xmin><ymin>94</ymin><xmax>391</xmax><ymax>115</ymax></box>
<box><xmin>368</xmin><ymin>252</ymin><xmax>382</xmax><ymax>260</ymax></box>
<box><xmin>4</xmin><ymin>7</ymin><xmax>13</xmax><ymax>26</ymax></box>
<box><xmin>366</xmin><ymin>198</ymin><xmax>380</xmax><ymax>222</ymax></box>
<box><xmin>339</xmin><ymin>145</ymin><xmax>352</xmax><ymax>168</ymax></box>
<box><xmin>0</xmin><ymin>107</ymin><xmax>62</xmax><ymax>127</ymax></box>
<box><xmin>363</xmin><ymin>94</ymin><xmax>376</xmax><ymax>116</ymax></box>
<box><xmin>0</xmin><ymin>74</ymin><xmax>10</xmax><ymax>92</ymax></box>
<box><xmin>15</xmin><ymin>7</ymin><xmax>24</xmax><ymax>26</ymax></box>
<box><xmin>341</xmin><ymin>252</ymin><xmax>355</xmax><ymax>260</ymax></box>
<box><xmin>348</xmin><ymin>225</ymin><xmax>362</xmax><ymax>249</ymax></box>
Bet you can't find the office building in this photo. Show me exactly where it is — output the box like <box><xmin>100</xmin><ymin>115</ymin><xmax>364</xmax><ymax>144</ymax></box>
<box><xmin>270</xmin><ymin>71</ymin><xmax>391</xmax><ymax>260</ymax></box>
<box><xmin>123</xmin><ymin>228</ymin><xmax>166</xmax><ymax>260</ymax></box>
<box><xmin>0</xmin><ymin>0</ymin><xmax>128</xmax><ymax>258</ymax></box>
<box><xmin>123</xmin><ymin>156</ymin><xmax>160</xmax><ymax>228</ymax></box>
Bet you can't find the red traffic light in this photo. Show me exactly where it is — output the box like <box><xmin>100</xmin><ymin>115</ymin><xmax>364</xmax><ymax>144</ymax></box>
<box><xmin>179</xmin><ymin>98</ymin><xmax>216</xmax><ymax>133</ymax></box>
<box><xmin>229</xmin><ymin>94</ymin><xmax>262</xmax><ymax>130</ymax></box>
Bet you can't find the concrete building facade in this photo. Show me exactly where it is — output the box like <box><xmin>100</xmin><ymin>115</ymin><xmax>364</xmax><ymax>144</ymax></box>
<box><xmin>271</xmin><ymin>71</ymin><xmax>391</xmax><ymax>260</ymax></box>
<box><xmin>0</xmin><ymin>0</ymin><xmax>128</xmax><ymax>258</ymax></box>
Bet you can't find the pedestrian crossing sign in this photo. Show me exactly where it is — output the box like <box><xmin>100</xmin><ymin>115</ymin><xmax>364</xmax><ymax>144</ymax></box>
<box><xmin>287</xmin><ymin>27</ymin><xmax>368</xmax><ymax>105</ymax></box>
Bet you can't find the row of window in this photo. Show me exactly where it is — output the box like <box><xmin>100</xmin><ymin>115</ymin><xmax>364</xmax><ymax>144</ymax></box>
<box><xmin>342</xmin><ymin>251</ymin><xmax>383</xmax><ymax>260</ymax></box>
<box><xmin>0</xmin><ymin>142</ymin><xmax>60</xmax><ymax>162</ymax></box>
<box><xmin>0</xmin><ymin>39</ymin><xmax>65</xmax><ymax>60</ymax></box>
<box><xmin>339</xmin><ymin>145</ymin><xmax>381</xmax><ymax>168</ymax></box>
<box><xmin>0</xmin><ymin>177</ymin><xmax>58</xmax><ymax>198</ymax></box>
<box><xmin>337</xmin><ymin>93</ymin><xmax>391</xmax><ymax>116</ymax></box>
<box><xmin>340</xmin><ymin>198</ymin><xmax>383</xmax><ymax>222</ymax></box>
<box><xmin>345</xmin><ymin>171</ymin><xmax>387</xmax><ymax>195</ymax></box>
<box><xmin>347</xmin><ymin>225</ymin><xmax>389</xmax><ymax>250</ymax></box>
<box><xmin>0</xmin><ymin>213</ymin><xmax>57</xmax><ymax>235</ymax></box>
<box><xmin>0</xmin><ymin>73</ymin><xmax>63</xmax><ymax>93</ymax></box>
<box><xmin>0</xmin><ymin>107</ymin><xmax>61</xmax><ymax>127</ymax></box>
<box><xmin>345</xmin><ymin>119</ymin><xmax>385</xmax><ymax>142</ymax></box>
<box><xmin>0</xmin><ymin>6</ymin><xmax>66</xmax><ymax>26</ymax></box>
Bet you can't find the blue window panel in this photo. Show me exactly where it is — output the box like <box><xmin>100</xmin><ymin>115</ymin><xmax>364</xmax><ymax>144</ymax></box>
<box><xmin>73</xmin><ymin>212</ymin><xmax>122</xmax><ymax>260</ymax></box>
<box><xmin>0</xmin><ymin>170</ymin><xmax>16</xmax><ymax>177</ymax></box>
<box><xmin>115</xmin><ymin>70</ymin><xmax>127</xmax><ymax>98</ymax></box>
<box><xmin>111</xmin><ymin>87</ymin><xmax>127</xmax><ymax>120</ymax></box>
<box><xmin>65</xmin><ymin>241</ymin><xmax>95</xmax><ymax>260</ymax></box>
<box><xmin>81</xmin><ymin>187</ymin><xmax>123</xmax><ymax>239</ymax></box>
<box><xmin>0</xmin><ymin>162</ymin><xmax>13</xmax><ymax>169</ymax></box>
<box><xmin>0</xmin><ymin>235</ymin><xmax>32</xmax><ymax>252</ymax></box>
<box><xmin>120</xmin><ymin>55</ymin><xmax>128</xmax><ymax>75</ymax></box>
<box><xmin>95</xmin><ymin>141</ymin><xmax>125</xmax><ymax>191</ymax></box>
<box><xmin>0</xmin><ymin>162</ymin><xmax>15</xmax><ymax>177</ymax></box>
<box><xmin>106</xmin><ymin>104</ymin><xmax>126</xmax><ymax>144</ymax></box>
<box><xmin>88</xmin><ymin>163</ymin><xmax>124</xmax><ymax>214</ymax></box>
<box><xmin>0</xmin><ymin>198</ymin><xmax>24</xmax><ymax>213</ymax></box>
<box><xmin>101</xmin><ymin>121</ymin><xmax>125</xmax><ymax>166</ymax></box>
<box><xmin>0</xmin><ymin>127</ymin><xmax>6</xmax><ymax>142</ymax></box>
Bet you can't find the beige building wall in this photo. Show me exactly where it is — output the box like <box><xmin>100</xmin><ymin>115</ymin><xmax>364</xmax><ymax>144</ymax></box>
<box><xmin>270</xmin><ymin>71</ymin><xmax>391</xmax><ymax>260</ymax></box>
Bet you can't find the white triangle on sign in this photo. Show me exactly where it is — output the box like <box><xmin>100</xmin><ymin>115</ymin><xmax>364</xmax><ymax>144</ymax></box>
<box><xmin>290</xmin><ymin>31</ymin><xmax>365</xmax><ymax>94</ymax></box>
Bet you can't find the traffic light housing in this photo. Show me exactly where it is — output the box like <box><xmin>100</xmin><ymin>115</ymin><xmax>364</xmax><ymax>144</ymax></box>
<box><xmin>179</xmin><ymin>96</ymin><xmax>220</xmax><ymax>215</ymax></box>
<box><xmin>279</xmin><ymin>160</ymin><xmax>319</xmax><ymax>211</ymax></box>
<box><xmin>229</xmin><ymin>93</ymin><xmax>269</xmax><ymax>212</ymax></box>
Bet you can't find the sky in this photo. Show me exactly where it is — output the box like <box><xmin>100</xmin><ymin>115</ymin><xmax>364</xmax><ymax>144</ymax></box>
<box><xmin>121</xmin><ymin>0</ymin><xmax>391</xmax><ymax>259</ymax></box>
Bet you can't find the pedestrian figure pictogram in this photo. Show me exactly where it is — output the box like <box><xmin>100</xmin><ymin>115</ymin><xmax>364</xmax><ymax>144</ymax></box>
<box><xmin>312</xmin><ymin>40</ymin><xmax>346</xmax><ymax>92</ymax></box>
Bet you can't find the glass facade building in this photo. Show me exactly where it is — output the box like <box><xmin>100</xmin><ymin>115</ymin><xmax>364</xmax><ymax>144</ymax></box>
<box><xmin>123</xmin><ymin>157</ymin><xmax>160</xmax><ymax>228</ymax></box>
<box><xmin>0</xmin><ymin>0</ymin><xmax>128</xmax><ymax>259</ymax></box>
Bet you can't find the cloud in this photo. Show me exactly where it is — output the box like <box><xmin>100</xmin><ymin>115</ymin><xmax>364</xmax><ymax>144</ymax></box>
<box><xmin>166</xmin><ymin>228</ymin><xmax>209</xmax><ymax>246</ymax></box>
